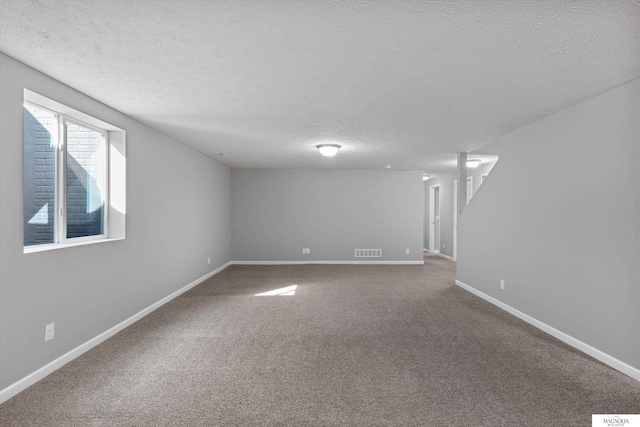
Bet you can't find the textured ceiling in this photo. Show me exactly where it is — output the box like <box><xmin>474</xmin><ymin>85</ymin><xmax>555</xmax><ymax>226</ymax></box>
<box><xmin>1</xmin><ymin>0</ymin><xmax>639</xmax><ymax>174</ymax></box>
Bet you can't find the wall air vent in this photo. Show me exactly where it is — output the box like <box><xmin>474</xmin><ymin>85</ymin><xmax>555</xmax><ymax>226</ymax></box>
<box><xmin>355</xmin><ymin>249</ymin><xmax>382</xmax><ymax>258</ymax></box>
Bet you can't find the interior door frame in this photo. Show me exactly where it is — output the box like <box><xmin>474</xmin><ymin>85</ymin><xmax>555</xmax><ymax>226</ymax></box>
<box><xmin>428</xmin><ymin>184</ymin><xmax>440</xmax><ymax>253</ymax></box>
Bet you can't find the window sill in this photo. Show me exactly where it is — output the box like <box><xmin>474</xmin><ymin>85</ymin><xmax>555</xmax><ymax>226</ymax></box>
<box><xmin>23</xmin><ymin>237</ymin><xmax>125</xmax><ymax>254</ymax></box>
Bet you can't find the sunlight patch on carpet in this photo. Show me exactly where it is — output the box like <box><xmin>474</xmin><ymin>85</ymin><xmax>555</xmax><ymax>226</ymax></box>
<box><xmin>255</xmin><ymin>285</ymin><xmax>297</xmax><ymax>296</ymax></box>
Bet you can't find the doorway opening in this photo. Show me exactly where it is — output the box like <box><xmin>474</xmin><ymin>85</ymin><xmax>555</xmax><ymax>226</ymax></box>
<box><xmin>453</xmin><ymin>180</ymin><xmax>458</xmax><ymax>261</ymax></box>
<box><xmin>429</xmin><ymin>184</ymin><xmax>441</xmax><ymax>253</ymax></box>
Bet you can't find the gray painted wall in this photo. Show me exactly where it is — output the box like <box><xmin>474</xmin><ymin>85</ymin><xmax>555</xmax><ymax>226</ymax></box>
<box><xmin>457</xmin><ymin>78</ymin><xmax>640</xmax><ymax>370</ymax></box>
<box><xmin>231</xmin><ymin>169</ymin><xmax>424</xmax><ymax>262</ymax></box>
<box><xmin>0</xmin><ymin>53</ymin><xmax>232</xmax><ymax>390</ymax></box>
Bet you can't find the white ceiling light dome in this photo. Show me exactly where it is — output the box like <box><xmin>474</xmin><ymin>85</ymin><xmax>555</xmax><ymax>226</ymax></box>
<box><xmin>316</xmin><ymin>144</ymin><xmax>341</xmax><ymax>157</ymax></box>
<box><xmin>467</xmin><ymin>159</ymin><xmax>481</xmax><ymax>168</ymax></box>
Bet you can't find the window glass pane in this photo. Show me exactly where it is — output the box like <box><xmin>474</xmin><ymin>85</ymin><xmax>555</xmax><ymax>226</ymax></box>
<box><xmin>24</xmin><ymin>105</ymin><xmax>56</xmax><ymax>246</ymax></box>
<box><xmin>66</xmin><ymin>122</ymin><xmax>105</xmax><ymax>239</ymax></box>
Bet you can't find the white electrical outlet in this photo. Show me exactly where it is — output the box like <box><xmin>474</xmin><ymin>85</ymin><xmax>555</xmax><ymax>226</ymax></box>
<box><xmin>500</xmin><ymin>279</ymin><xmax>505</xmax><ymax>290</ymax></box>
<box><xmin>45</xmin><ymin>323</ymin><xmax>55</xmax><ymax>341</ymax></box>
<box><xmin>207</xmin><ymin>257</ymin><xmax>210</xmax><ymax>264</ymax></box>
<box><xmin>307</xmin><ymin>248</ymin><xmax>311</xmax><ymax>254</ymax></box>
<box><xmin>442</xmin><ymin>244</ymin><xmax>445</xmax><ymax>249</ymax></box>
<box><xmin>405</xmin><ymin>248</ymin><xmax>410</xmax><ymax>254</ymax></box>
<box><xmin>302</xmin><ymin>248</ymin><xmax>306</xmax><ymax>254</ymax></box>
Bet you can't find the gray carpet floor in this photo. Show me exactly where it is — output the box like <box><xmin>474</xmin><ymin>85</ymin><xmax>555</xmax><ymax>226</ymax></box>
<box><xmin>1</xmin><ymin>254</ymin><xmax>639</xmax><ymax>426</ymax></box>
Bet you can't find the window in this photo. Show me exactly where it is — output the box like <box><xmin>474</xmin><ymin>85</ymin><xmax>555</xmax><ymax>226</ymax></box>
<box><xmin>23</xmin><ymin>90</ymin><xmax>126</xmax><ymax>252</ymax></box>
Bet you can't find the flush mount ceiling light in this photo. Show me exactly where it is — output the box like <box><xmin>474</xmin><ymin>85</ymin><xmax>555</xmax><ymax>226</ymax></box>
<box><xmin>423</xmin><ymin>174</ymin><xmax>430</xmax><ymax>181</ymax></box>
<box><xmin>467</xmin><ymin>159</ymin><xmax>481</xmax><ymax>168</ymax></box>
<box><xmin>316</xmin><ymin>144</ymin><xmax>341</xmax><ymax>157</ymax></box>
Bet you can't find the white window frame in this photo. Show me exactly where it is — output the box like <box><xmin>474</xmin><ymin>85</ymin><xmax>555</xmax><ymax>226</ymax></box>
<box><xmin>23</xmin><ymin>90</ymin><xmax>126</xmax><ymax>253</ymax></box>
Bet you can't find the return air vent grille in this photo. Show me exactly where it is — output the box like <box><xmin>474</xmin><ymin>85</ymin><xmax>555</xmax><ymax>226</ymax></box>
<box><xmin>355</xmin><ymin>249</ymin><xmax>382</xmax><ymax>258</ymax></box>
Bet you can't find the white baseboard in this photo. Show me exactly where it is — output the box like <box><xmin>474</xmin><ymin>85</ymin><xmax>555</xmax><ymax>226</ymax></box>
<box><xmin>438</xmin><ymin>253</ymin><xmax>455</xmax><ymax>262</ymax></box>
<box><xmin>0</xmin><ymin>261</ymin><xmax>232</xmax><ymax>404</ymax></box>
<box><xmin>424</xmin><ymin>249</ymin><xmax>440</xmax><ymax>254</ymax></box>
<box><xmin>455</xmin><ymin>279</ymin><xmax>640</xmax><ymax>382</ymax></box>
<box><xmin>232</xmin><ymin>260</ymin><xmax>424</xmax><ymax>265</ymax></box>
